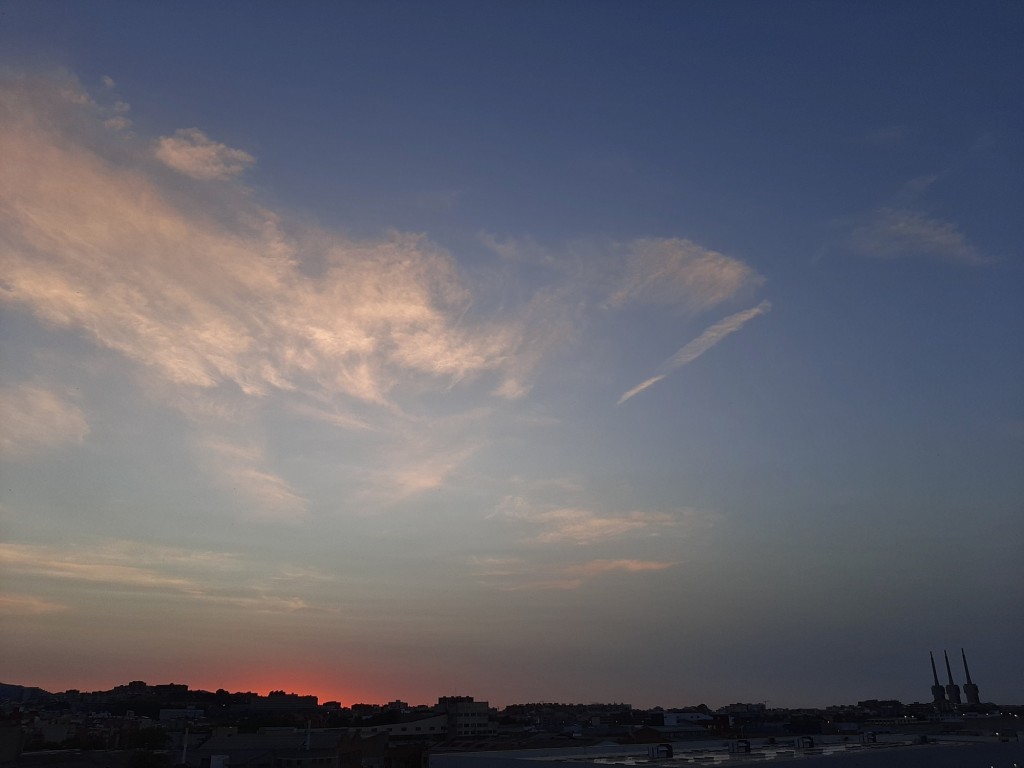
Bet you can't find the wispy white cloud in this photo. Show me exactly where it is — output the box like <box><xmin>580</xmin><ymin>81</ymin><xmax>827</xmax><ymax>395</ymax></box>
<box><xmin>354</xmin><ymin>423</ymin><xmax>487</xmax><ymax>506</ymax></box>
<box><xmin>0</xmin><ymin>593</ymin><xmax>70</xmax><ymax>614</ymax></box>
<box><xmin>0</xmin><ymin>72</ymin><xmax>553</xmax><ymax>507</ymax></box>
<box><xmin>0</xmin><ymin>382</ymin><xmax>89</xmax><ymax>457</ymax></box>
<box><xmin>478</xmin><ymin>234</ymin><xmax>764</xmax><ymax>403</ymax></box>
<box><xmin>473</xmin><ymin>556</ymin><xmax>677</xmax><ymax>591</ymax></box>
<box><xmin>102</xmin><ymin>90</ymin><xmax>132</xmax><ymax>132</ymax></box>
<box><xmin>0</xmin><ymin>541</ymin><xmax>196</xmax><ymax>590</ymax></box>
<box><xmin>608</xmin><ymin>238</ymin><xmax>763</xmax><ymax>314</ymax></box>
<box><xmin>530</xmin><ymin>510</ymin><xmax>673</xmax><ymax>545</ymax></box>
<box><xmin>847</xmin><ymin>207</ymin><xmax>990</xmax><ymax>265</ymax></box>
<box><xmin>479</xmin><ymin>233</ymin><xmax>556</xmax><ymax>266</ymax></box>
<box><xmin>490</xmin><ymin>286</ymin><xmax>581</xmax><ymax>400</ymax></box>
<box><xmin>369</xmin><ymin>442</ymin><xmax>481</xmax><ymax>502</ymax></box>
<box><xmin>199</xmin><ymin>437</ymin><xmax>309</xmax><ymax>522</ymax></box>
<box><xmin>0</xmin><ymin>539</ymin><xmax>334</xmax><ymax>613</ymax></box>
<box><xmin>155</xmin><ymin>127</ymin><xmax>255</xmax><ymax>180</ymax></box>
<box><xmin>104</xmin><ymin>115</ymin><xmax>132</xmax><ymax>132</ymax></box>
<box><xmin>480</xmin><ymin>233</ymin><xmax>762</xmax><ymax>318</ymax></box>
<box><xmin>568</xmin><ymin>558</ymin><xmax>677</xmax><ymax>578</ymax></box>
<box><xmin>287</xmin><ymin>401</ymin><xmax>374</xmax><ymax>432</ymax></box>
<box><xmin>0</xmin><ymin>74</ymin><xmax>527</xmax><ymax>411</ymax></box>
<box><xmin>496</xmin><ymin>495</ymin><xmax>678</xmax><ymax>545</ymax></box>
<box><xmin>0</xmin><ymin>72</ymin><xmax>771</xmax><ymax>523</ymax></box>
<box><xmin>618</xmin><ymin>300</ymin><xmax>771</xmax><ymax>404</ymax></box>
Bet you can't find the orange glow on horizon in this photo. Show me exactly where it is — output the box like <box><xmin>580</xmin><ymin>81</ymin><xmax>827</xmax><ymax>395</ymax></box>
<box><xmin>20</xmin><ymin>669</ymin><xmax>397</xmax><ymax>708</ymax></box>
<box><xmin>188</xmin><ymin>672</ymin><xmax>388</xmax><ymax>706</ymax></box>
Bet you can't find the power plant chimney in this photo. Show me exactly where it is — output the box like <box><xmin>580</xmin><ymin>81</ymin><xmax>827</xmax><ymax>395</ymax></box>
<box><xmin>930</xmin><ymin>651</ymin><xmax>947</xmax><ymax>706</ymax></box>
<box><xmin>961</xmin><ymin>648</ymin><xmax>980</xmax><ymax>705</ymax></box>
<box><xmin>943</xmin><ymin>650</ymin><xmax>962</xmax><ymax>705</ymax></box>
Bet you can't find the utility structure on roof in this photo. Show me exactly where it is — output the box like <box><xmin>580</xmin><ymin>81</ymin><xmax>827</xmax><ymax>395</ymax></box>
<box><xmin>929</xmin><ymin>651</ymin><xmax>947</xmax><ymax>706</ymax></box>
<box><xmin>961</xmin><ymin>648</ymin><xmax>981</xmax><ymax>704</ymax></box>
<box><xmin>943</xmin><ymin>650</ymin><xmax>962</xmax><ymax>705</ymax></box>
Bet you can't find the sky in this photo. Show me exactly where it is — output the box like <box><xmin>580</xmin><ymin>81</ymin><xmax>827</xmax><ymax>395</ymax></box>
<box><xmin>0</xmin><ymin>1</ymin><xmax>1022</xmax><ymax>709</ymax></box>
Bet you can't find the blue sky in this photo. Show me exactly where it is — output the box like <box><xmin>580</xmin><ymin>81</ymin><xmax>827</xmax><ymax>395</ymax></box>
<box><xmin>1</xmin><ymin>1</ymin><xmax>1021</xmax><ymax>707</ymax></box>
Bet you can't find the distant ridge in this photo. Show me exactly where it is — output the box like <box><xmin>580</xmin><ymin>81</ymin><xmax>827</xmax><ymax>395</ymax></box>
<box><xmin>0</xmin><ymin>683</ymin><xmax>54</xmax><ymax>702</ymax></box>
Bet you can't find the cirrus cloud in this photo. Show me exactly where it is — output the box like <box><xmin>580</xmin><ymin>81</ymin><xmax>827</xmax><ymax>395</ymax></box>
<box><xmin>847</xmin><ymin>207</ymin><xmax>991</xmax><ymax>266</ymax></box>
<box><xmin>0</xmin><ymin>70</ymin><xmax>769</xmax><ymax>529</ymax></box>
<box><xmin>496</xmin><ymin>495</ymin><xmax>679</xmax><ymax>545</ymax></box>
<box><xmin>0</xmin><ymin>539</ymin><xmax>336</xmax><ymax>614</ymax></box>
<box><xmin>473</xmin><ymin>555</ymin><xmax>678</xmax><ymax>591</ymax></box>
<box><xmin>0</xmin><ymin>72</ymin><xmax>543</xmax><ymax>512</ymax></box>
<box><xmin>0</xmin><ymin>75</ymin><xmax>528</xmax><ymax>408</ymax></box>
<box><xmin>608</xmin><ymin>237</ymin><xmax>763</xmax><ymax>314</ymax></box>
<box><xmin>0</xmin><ymin>382</ymin><xmax>89</xmax><ymax>457</ymax></box>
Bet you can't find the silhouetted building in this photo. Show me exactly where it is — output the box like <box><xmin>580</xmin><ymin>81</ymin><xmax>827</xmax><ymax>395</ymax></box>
<box><xmin>436</xmin><ymin>696</ymin><xmax>496</xmax><ymax>739</ymax></box>
<box><xmin>190</xmin><ymin>728</ymin><xmax>344</xmax><ymax>768</ymax></box>
<box><xmin>961</xmin><ymin>648</ymin><xmax>981</xmax><ymax>705</ymax></box>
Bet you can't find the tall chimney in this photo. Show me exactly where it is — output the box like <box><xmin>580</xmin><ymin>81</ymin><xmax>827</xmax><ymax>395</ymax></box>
<box><xmin>943</xmin><ymin>650</ymin><xmax>962</xmax><ymax>705</ymax></box>
<box><xmin>930</xmin><ymin>652</ymin><xmax>947</xmax><ymax>706</ymax></box>
<box><xmin>961</xmin><ymin>648</ymin><xmax>980</xmax><ymax>705</ymax></box>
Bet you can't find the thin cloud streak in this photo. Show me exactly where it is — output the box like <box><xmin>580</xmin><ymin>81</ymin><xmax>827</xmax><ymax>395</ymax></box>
<box><xmin>616</xmin><ymin>375</ymin><xmax>665</xmax><ymax>406</ymax></box>
<box><xmin>0</xmin><ymin>594</ymin><xmax>70</xmax><ymax>615</ymax></box>
<box><xmin>496</xmin><ymin>496</ymin><xmax>679</xmax><ymax>546</ymax></box>
<box><xmin>485</xmin><ymin>558</ymin><xmax>678</xmax><ymax>591</ymax></box>
<box><xmin>0</xmin><ymin>540</ymin><xmax>337</xmax><ymax>614</ymax></box>
<box><xmin>0</xmin><ymin>542</ymin><xmax>195</xmax><ymax>590</ymax></box>
<box><xmin>0</xmin><ymin>382</ymin><xmax>89</xmax><ymax>457</ymax></box>
<box><xmin>618</xmin><ymin>300</ymin><xmax>772</xmax><ymax>404</ymax></box>
<box><xmin>847</xmin><ymin>207</ymin><xmax>991</xmax><ymax>265</ymax></box>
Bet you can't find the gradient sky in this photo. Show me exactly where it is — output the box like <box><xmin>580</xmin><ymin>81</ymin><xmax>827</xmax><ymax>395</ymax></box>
<box><xmin>1</xmin><ymin>1</ymin><xmax>1022</xmax><ymax>709</ymax></box>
